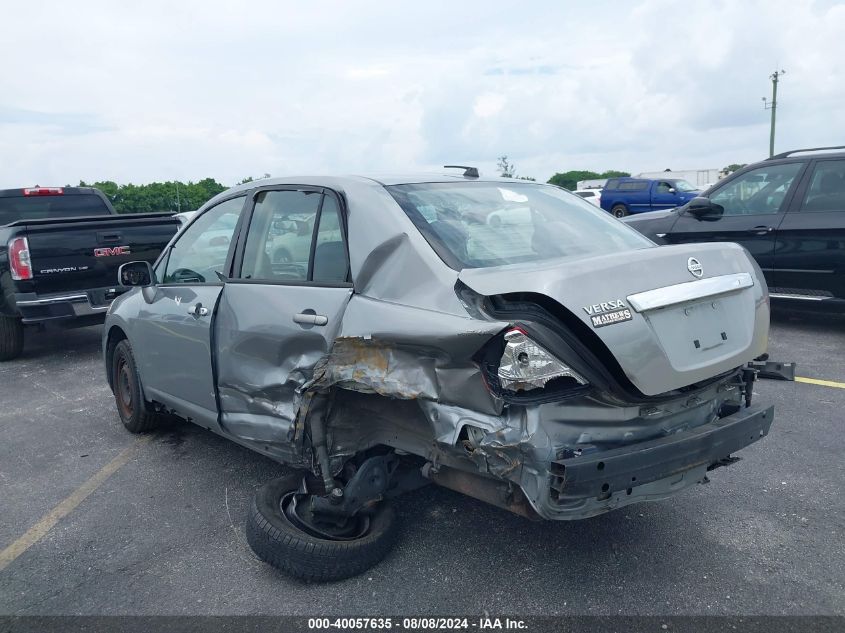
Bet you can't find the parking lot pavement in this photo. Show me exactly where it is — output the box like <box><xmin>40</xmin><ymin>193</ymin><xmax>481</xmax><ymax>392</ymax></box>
<box><xmin>0</xmin><ymin>314</ymin><xmax>843</xmax><ymax>616</ymax></box>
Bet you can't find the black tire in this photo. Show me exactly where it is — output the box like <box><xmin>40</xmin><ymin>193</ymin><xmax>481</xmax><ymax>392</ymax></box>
<box><xmin>0</xmin><ymin>316</ymin><xmax>24</xmax><ymax>361</ymax></box>
<box><xmin>246</xmin><ymin>474</ymin><xmax>399</xmax><ymax>582</ymax></box>
<box><xmin>111</xmin><ymin>340</ymin><xmax>163</xmax><ymax>433</ymax></box>
<box><xmin>611</xmin><ymin>204</ymin><xmax>629</xmax><ymax>218</ymax></box>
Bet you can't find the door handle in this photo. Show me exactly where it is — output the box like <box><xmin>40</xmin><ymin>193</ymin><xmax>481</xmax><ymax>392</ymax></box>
<box><xmin>747</xmin><ymin>226</ymin><xmax>774</xmax><ymax>235</ymax></box>
<box><xmin>293</xmin><ymin>312</ymin><xmax>328</xmax><ymax>326</ymax></box>
<box><xmin>97</xmin><ymin>231</ymin><xmax>123</xmax><ymax>243</ymax></box>
<box><xmin>187</xmin><ymin>303</ymin><xmax>209</xmax><ymax>317</ymax></box>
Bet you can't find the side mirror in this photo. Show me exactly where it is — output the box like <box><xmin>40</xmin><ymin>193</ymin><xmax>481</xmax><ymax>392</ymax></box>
<box><xmin>686</xmin><ymin>197</ymin><xmax>724</xmax><ymax>219</ymax></box>
<box><xmin>668</xmin><ymin>187</ymin><xmax>676</xmax><ymax>194</ymax></box>
<box><xmin>118</xmin><ymin>261</ymin><xmax>156</xmax><ymax>287</ymax></box>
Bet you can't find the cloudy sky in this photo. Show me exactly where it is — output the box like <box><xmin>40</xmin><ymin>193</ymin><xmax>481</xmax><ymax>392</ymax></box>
<box><xmin>2</xmin><ymin>0</ymin><xmax>844</xmax><ymax>188</ymax></box>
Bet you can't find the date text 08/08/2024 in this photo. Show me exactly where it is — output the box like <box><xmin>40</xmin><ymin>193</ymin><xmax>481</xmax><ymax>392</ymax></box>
<box><xmin>307</xmin><ymin>617</ymin><xmax>528</xmax><ymax>630</ymax></box>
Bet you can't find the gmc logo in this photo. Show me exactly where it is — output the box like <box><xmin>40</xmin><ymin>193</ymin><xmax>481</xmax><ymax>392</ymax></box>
<box><xmin>94</xmin><ymin>246</ymin><xmax>131</xmax><ymax>257</ymax></box>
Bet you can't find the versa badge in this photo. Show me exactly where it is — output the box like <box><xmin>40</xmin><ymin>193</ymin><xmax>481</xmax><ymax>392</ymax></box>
<box><xmin>583</xmin><ymin>299</ymin><xmax>633</xmax><ymax>328</ymax></box>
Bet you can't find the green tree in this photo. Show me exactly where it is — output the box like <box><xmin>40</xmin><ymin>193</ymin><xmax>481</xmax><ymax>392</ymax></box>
<box><xmin>600</xmin><ymin>170</ymin><xmax>630</xmax><ymax>179</ymax></box>
<box><xmin>547</xmin><ymin>169</ymin><xmax>630</xmax><ymax>191</ymax></box>
<box><xmin>723</xmin><ymin>163</ymin><xmax>747</xmax><ymax>174</ymax></box>
<box><xmin>79</xmin><ymin>179</ymin><xmax>228</xmax><ymax>214</ymax></box>
<box><xmin>496</xmin><ymin>156</ymin><xmax>534</xmax><ymax>180</ymax></box>
<box><xmin>497</xmin><ymin>155</ymin><xmax>516</xmax><ymax>178</ymax></box>
<box><xmin>237</xmin><ymin>173</ymin><xmax>272</xmax><ymax>185</ymax></box>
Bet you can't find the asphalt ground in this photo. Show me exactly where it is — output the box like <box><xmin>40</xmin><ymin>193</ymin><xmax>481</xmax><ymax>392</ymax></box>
<box><xmin>0</xmin><ymin>309</ymin><xmax>843</xmax><ymax>616</ymax></box>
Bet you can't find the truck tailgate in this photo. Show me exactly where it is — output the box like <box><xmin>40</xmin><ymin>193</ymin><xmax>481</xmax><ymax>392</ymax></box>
<box><xmin>21</xmin><ymin>214</ymin><xmax>178</xmax><ymax>296</ymax></box>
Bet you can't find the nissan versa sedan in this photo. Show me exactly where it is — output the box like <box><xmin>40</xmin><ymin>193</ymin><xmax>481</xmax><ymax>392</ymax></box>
<box><xmin>103</xmin><ymin>170</ymin><xmax>774</xmax><ymax>581</ymax></box>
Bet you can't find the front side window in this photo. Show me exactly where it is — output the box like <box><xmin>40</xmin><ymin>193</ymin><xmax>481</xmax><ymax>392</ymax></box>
<box><xmin>387</xmin><ymin>182</ymin><xmax>652</xmax><ymax>270</ymax></box>
<box><xmin>709</xmin><ymin>163</ymin><xmax>802</xmax><ymax>216</ymax></box>
<box><xmin>239</xmin><ymin>190</ymin><xmax>348</xmax><ymax>283</ymax></box>
<box><xmin>800</xmin><ymin>160</ymin><xmax>845</xmax><ymax>212</ymax></box>
<box><xmin>672</xmin><ymin>179</ymin><xmax>697</xmax><ymax>192</ymax></box>
<box><xmin>161</xmin><ymin>196</ymin><xmax>245</xmax><ymax>283</ymax></box>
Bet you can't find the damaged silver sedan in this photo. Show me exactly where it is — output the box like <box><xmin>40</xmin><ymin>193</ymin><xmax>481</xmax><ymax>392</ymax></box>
<box><xmin>103</xmin><ymin>170</ymin><xmax>774</xmax><ymax>581</ymax></box>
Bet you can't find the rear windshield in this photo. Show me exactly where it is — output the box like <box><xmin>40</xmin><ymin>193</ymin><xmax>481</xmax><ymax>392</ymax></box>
<box><xmin>0</xmin><ymin>194</ymin><xmax>111</xmax><ymax>225</ymax></box>
<box><xmin>387</xmin><ymin>182</ymin><xmax>652</xmax><ymax>270</ymax></box>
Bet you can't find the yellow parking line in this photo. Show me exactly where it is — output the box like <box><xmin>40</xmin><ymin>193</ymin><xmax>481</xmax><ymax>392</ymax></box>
<box><xmin>0</xmin><ymin>435</ymin><xmax>151</xmax><ymax>572</ymax></box>
<box><xmin>795</xmin><ymin>376</ymin><xmax>845</xmax><ymax>390</ymax></box>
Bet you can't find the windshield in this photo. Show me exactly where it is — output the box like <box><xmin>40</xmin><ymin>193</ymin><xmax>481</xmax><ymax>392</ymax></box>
<box><xmin>672</xmin><ymin>180</ymin><xmax>698</xmax><ymax>192</ymax></box>
<box><xmin>0</xmin><ymin>194</ymin><xmax>111</xmax><ymax>225</ymax></box>
<box><xmin>387</xmin><ymin>182</ymin><xmax>652</xmax><ymax>270</ymax></box>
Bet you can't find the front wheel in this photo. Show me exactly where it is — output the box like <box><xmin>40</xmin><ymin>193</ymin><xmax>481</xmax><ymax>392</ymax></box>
<box><xmin>611</xmin><ymin>204</ymin><xmax>629</xmax><ymax>218</ymax></box>
<box><xmin>246</xmin><ymin>475</ymin><xmax>399</xmax><ymax>582</ymax></box>
<box><xmin>111</xmin><ymin>340</ymin><xmax>164</xmax><ymax>433</ymax></box>
<box><xmin>0</xmin><ymin>316</ymin><xmax>24</xmax><ymax>361</ymax></box>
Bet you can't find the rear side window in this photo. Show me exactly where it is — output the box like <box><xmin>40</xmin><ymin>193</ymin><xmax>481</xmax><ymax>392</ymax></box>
<box><xmin>618</xmin><ymin>181</ymin><xmax>648</xmax><ymax>191</ymax></box>
<box><xmin>0</xmin><ymin>194</ymin><xmax>111</xmax><ymax>225</ymax></box>
<box><xmin>239</xmin><ymin>190</ymin><xmax>348</xmax><ymax>283</ymax></box>
<box><xmin>604</xmin><ymin>179</ymin><xmax>620</xmax><ymax>190</ymax></box>
<box><xmin>800</xmin><ymin>160</ymin><xmax>845</xmax><ymax>212</ymax></box>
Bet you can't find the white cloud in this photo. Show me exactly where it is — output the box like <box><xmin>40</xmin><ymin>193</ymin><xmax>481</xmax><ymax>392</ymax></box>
<box><xmin>345</xmin><ymin>65</ymin><xmax>393</xmax><ymax>80</ymax></box>
<box><xmin>473</xmin><ymin>93</ymin><xmax>507</xmax><ymax>118</ymax></box>
<box><xmin>1</xmin><ymin>0</ymin><xmax>844</xmax><ymax>188</ymax></box>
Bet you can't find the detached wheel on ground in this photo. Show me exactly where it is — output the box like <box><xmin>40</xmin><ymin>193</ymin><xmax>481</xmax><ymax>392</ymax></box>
<box><xmin>246</xmin><ymin>474</ymin><xmax>399</xmax><ymax>582</ymax></box>
<box><xmin>111</xmin><ymin>339</ymin><xmax>164</xmax><ymax>433</ymax></box>
<box><xmin>0</xmin><ymin>316</ymin><xmax>24</xmax><ymax>361</ymax></box>
<box><xmin>611</xmin><ymin>204</ymin><xmax>629</xmax><ymax>218</ymax></box>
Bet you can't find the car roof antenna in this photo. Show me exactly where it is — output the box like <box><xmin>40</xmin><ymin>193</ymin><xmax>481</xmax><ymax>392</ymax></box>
<box><xmin>444</xmin><ymin>165</ymin><xmax>479</xmax><ymax>178</ymax></box>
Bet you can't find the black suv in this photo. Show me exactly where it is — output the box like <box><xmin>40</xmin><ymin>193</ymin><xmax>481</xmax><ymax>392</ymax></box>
<box><xmin>624</xmin><ymin>146</ymin><xmax>845</xmax><ymax>310</ymax></box>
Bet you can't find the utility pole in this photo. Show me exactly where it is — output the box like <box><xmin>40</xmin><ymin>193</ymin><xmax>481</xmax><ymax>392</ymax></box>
<box><xmin>762</xmin><ymin>69</ymin><xmax>785</xmax><ymax>157</ymax></box>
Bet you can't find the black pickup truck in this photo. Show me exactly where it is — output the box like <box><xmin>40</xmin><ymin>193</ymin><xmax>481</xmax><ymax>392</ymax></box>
<box><xmin>0</xmin><ymin>186</ymin><xmax>178</xmax><ymax>360</ymax></box>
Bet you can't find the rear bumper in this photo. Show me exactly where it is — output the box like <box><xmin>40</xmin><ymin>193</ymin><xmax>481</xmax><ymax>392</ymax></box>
<box><xmin>538</xmin><ymin>403</ymin><xmax>774</xmax><ymax>519</ymax></box>
<box><xmin>14</xmin><ymin>287</ymin><xmax>122</xmax><ymax>324</ymax></box>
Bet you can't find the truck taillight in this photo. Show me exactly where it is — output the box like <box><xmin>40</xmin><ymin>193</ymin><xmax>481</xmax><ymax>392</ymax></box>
<box><xmin>8</xmin><ymin>237</ymin><xmax>33</xmax><ymax>280</ymax></box>
<box><xmin>23</xmin><ymin>187</ymin><xmax>63</xmax><ymax>196</ymax></box>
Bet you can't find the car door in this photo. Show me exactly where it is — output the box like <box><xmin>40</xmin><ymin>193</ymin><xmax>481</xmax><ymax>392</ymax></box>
<box><xmin>135</xmin><ymin>195</ymin><xmax>247</xmax><ymax>427</ymax></box>
<box><xmin>661</xmin><ymin>162</ymin><xmax>806</xmax><ymax>287</ymax></box>
<box><xmin>772</xmin><ymin>158</ymin><xmax>845</xmax><ymax>300</ymax></box>
<box><xmin>650</xmin><ymin>180</ymin><xmax>679</xmax><ymax>210</ymax></box>
<box><xmin>213</xmin><ymin>186</ymin><xmax>353</xmax><ymax>458</ymax></box>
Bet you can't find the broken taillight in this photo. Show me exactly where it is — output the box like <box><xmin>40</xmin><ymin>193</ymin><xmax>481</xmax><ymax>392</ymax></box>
<box><xmin>9</xmin><ymin>237</ymin><xmax>33</xmax><ymax>280</ymax></box>
<box><xmin>497</xmin><ymin>328</ymin><xmax>587</xmax><ymax>393</ymax></box>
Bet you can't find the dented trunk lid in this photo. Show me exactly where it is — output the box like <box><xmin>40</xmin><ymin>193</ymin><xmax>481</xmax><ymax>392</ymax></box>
<box><xmin>459</xmin><ymin>242</ymin><xmax>769</xmax><ymax>396</ymax></box>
